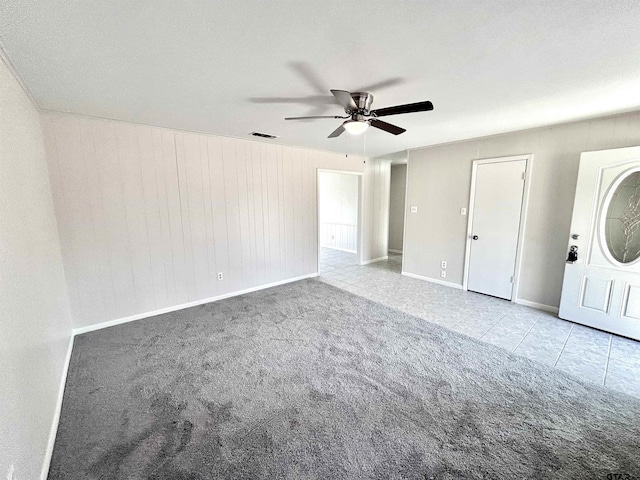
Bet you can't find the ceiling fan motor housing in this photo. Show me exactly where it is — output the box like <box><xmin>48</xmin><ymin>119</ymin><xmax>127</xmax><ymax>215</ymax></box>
<box><xmin>285</xmin><ymin>88</ymin><xmax>432</xmax><ymax>137</ymax></box>
<box><xmin>349</xmin><ymin>92</ymin><xmax>374</xmax><ymax>115</ymax></box>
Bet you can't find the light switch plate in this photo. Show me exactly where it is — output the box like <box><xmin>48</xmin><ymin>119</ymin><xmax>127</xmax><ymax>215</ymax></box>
<box><xmin>410</xmin><ymin>206</ymin><xmax>418</xmax><ymax>213</ymax></box>
<box><xmin>460</xmin><ymin>207</ymin><xmax>467</xmax><ymax>216</ymax></box>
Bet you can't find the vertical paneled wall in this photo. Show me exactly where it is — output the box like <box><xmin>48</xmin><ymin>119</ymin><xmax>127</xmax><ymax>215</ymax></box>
<box><xmin>363</xmin><ymin>159</ymin><xmax>391</xmax><ymax>261</ymax></box>
<box><xmin>319</xmin><ymin>224</ymin><xmax>358</xmax><ymax>252</ymax></box>
<box><xmin>41</xmin><ymin>113</ymin><xmax>371</xmax><ymax>329</ymax></box>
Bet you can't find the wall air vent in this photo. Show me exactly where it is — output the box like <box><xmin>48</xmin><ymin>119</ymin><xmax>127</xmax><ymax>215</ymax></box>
<box><xmin>249</xmin><ymin>132</ymin><xmax>279</xmax><ymax>139</ymax></box>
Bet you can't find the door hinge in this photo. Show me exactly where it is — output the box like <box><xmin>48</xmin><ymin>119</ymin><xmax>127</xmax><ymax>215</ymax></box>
<box><xmin>510</xmin><ymin>276</ymin><xmax>514</xmax><ymax>283</ymax></box>
<box><xmin>521</xmin><ymin>172</ymin><xmax>526</xmax><ymax>180</ymax></box>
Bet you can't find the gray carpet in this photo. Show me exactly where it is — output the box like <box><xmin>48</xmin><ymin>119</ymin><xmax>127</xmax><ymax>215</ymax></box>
<box><xmin>49</xmin><ymin>279</ymin><xmax>640</xmax><ymax>479</ymax></box>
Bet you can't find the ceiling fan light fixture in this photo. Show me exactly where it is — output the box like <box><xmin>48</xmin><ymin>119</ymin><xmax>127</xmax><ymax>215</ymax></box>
<box><xmin>343</xmin><ymin>120</ymin><xmax>369</xmax><ymax>135</ymax></box>
<box><xmin>286</xmin><ymin>89</ymin><xmax>432</xmax><ymax>138</ymax></box>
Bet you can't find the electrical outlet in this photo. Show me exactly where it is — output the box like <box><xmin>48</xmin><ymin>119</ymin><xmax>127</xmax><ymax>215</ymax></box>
<box><xmin>410</xmin><ymin>206</ymin><xmax>418</xmax><ymax>213</ymax></box>
<box><xmin>440</xmin><ymin>270</ymin><xmax>446</xmax><ymax>278</ymax></box>
<box><xmin>6</xmin><ymin>465</ymin><xmax>15</xmax><ymax>480</ymax></box>
<box><xmin>441</xmin><ymin>260</ymin><xmax>447</xmax><ymax>269</ymax></box>
<box><xmin>217</xmin><ymin>272</ymin><xmax>223</xmax><ymax>281</ymax></box>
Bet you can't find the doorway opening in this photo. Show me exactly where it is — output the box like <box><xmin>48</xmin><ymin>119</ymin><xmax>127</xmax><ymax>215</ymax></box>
<box><xmin>317</xmin><ymin>169</ymin><xmax>363</xmax><ymax>274</ymax></box>
<box><xmin>463</xmin><ymin>155</ymin><xmax>532</xmax><ymax>301</ymax></box>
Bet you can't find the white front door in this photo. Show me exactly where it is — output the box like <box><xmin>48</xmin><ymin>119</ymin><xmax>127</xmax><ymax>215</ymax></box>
<box><xmin>466</xmin><ymin>158</ymin><xmax>527</xmax><ymax>300</ymax></box>
<box><xmin>559</xmin><ymin>146</ymin><xmax>640</xmax><ymax>340</ymax></box>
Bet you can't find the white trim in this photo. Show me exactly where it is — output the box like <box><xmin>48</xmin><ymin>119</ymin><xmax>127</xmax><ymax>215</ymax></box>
<box><xmin>401</xmin><ymin>155</ymin><xmax>410</xmax><ymax>272</ymax></box>
<box><xmin>514</xmin><ymin>298</ymin><xmax>559</xmax><ymax>314</ymax></box>
<box><xmin>320</xmin><ymin>245</ymin><xmax>357</xmax><ymax>254</ymax></box>
<box><xmin>42</xmin><ymin>273</ymin><xmax>321</xmax><ymax>476</ymax></box>
<box><xmin>317</xmin><ymin>168</ymin><xmax>363</xmax><ymax>176</ymax></box>
<box><xmin>462</xmin><ymin>160</ymin><xmax>478</xmax><ymax>291</ymax></box>
<box><xmin>40</xmin><ymin>335</ymin><xmax>74</xmax><ymax>479</ymax></box>
<box><xmin>401</xmin><ymin>271</ymin><xmax>463</xmax><ymax>290</ymax></box>
<box><xmin>462</xmin><ymin>154</ymin><xmax>533</xmax><ymax>302</ymax></box>
<box><xmin>361</xmin><ymin>256</ymin><xmax>388</xmax><ymax>265</ymax></box>
<box><xmin>388</xmin><ymin>249</ymin><xmax>403</xmax><ymax>254</ymax></box>
<box><xmin>73</xmin><ymin>273</ymin><xmax>319</xmax><ymax>335</ymax></box>
<box><xmin>357</xmin><ymin>174</ymin><xmax>364</xmax><ymax>266</ymax></box>
<box><xmin>512</xmin><ymin>158</ymin><xmax>533</xmax><ymax>301</ymax></box>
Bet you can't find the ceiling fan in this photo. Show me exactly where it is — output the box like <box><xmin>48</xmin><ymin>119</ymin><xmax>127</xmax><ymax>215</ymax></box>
<box><xmin>285</xmin><ymin>90</ymin><xmax>434</xmax><ymax>138</ymax></box>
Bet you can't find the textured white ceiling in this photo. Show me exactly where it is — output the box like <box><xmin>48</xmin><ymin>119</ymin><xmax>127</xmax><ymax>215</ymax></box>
<box><xmin>1</xmin><ymin>1</ymin><xmax>639</xmax><ymax>157</ymax></box>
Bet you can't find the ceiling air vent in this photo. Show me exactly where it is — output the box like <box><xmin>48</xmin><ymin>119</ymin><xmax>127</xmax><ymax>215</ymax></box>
<box><xmin>249</xmin><ymin>132</ymin><xmax>279</xmax><ymax>139</ymax></box>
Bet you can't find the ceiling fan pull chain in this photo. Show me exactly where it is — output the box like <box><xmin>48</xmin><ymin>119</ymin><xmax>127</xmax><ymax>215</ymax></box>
<box><xmin>363</xmin><ymin>130</ymin><xmax>367</xmax><ymax>157</ymax></box>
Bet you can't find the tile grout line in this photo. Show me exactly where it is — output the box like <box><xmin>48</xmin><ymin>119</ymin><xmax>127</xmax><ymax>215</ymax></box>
<box><xmin>510</xmin><ymin>317</ymin><xmax>540</xmax><ymax>353</ymax></box>
<box><xmin>321</xmin><ymin>249</ymin><xmax>640</xmax><ymax>397</ymax></box>
<box><xmin>479</xmin><ymin>312</ymin><xmax>508</xmax><ymax>339</ymax></box>
<box><xmin>603</xmin><ymin>334</ymin><xmax>613</xmax><ymax>386</ymax></box>
<box><xmin>553</xmin><ymin>324</ymin><xmax>574</xmax><ymax>368</ymax></box>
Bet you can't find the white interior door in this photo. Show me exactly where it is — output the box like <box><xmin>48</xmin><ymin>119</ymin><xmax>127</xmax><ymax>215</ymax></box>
<box><xmin>559</xmin><ymin>146</ymin><xmax>640</xmax><ymax>340</ymax></box>
<box><xmin>466</xmin><ymin>159</ymin><xmax>527</xmax><ymax>300</ymax></box>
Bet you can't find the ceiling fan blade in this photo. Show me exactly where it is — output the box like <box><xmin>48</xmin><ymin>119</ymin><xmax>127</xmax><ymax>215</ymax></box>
<box><xmin>357</xmin><ymin>77</ymin><xmax>404</xmax><ymax>92</ymax></box>
<box><xmin>250</xmin><ymin>96</ymin><xmax>336</xmax><ymax>105</ymax></box>
<box><xmin>328</xmin><ymin>124</ymin><xmax>345</xmax><ymax>138</ymax></box>
<box><xmin>370</xmin><ymin>119</ymin><xmax>406</xmax><ymax>135</ymax></box>
<box><xmin>285</xmin><ymin>115</ymin><xmax>348</xmax><ymax>120</ymax></box>
<box><xmin>330</xmin><ymin>90</ymin><xmax>358</xmax><ymax>111</ymax></box>
<box><xmin>371</xmin><ymin>100</ymin><xmax>434</xmax><ymax>117</ymax></box>
<box><xmin>289</xmin><ymin>61</ymin><xmax>326</xmax><ymax>93</ymax></box>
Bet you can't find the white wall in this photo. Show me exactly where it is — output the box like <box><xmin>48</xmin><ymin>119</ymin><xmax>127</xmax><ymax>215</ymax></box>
<box><xmin>0</xmin><ymin>58</ymin><xmax>73</xmax><ymax>479</ymax></box>
<box><xmin>388</xmin><ymin>164</ymin><xmax>407</xmax><ymax>252</ymax></box>
<box><xmin>404</xmin><ymin>110</ymin><xmax>640</xmax><ymax>309</ymax></box>
<box><xmin>41</xmin><ymin>113</ymin><xmax>392</xmax><ymax>330</ymax></box>
<box><xmin>319</xmin><ymin>171</ymin><xmax>359</xmax><ymax>252</ymax></box>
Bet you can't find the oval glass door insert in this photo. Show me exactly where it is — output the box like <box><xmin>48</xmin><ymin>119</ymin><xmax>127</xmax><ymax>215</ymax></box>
<box><xmin>603</xmin><ymin>170</ymin><xmax>640</xmax><ymax>264</ymax></box>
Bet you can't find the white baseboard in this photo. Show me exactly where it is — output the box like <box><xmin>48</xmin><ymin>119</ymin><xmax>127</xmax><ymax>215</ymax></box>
<box><xmin>360</xmin><ymin>256</ymin><xmax>388</xmax><ymax>266</ymax></box>
<box><xmin>400</xmin><ymin>271</ymin><xmax>558</xmax><ymax>312</ymax></box>
<box><xmin>41</xmin><ymin>334</ymin><xmax>74</xmax><ymax>480</ymax></box>
<box><xmin>73</xmin><ymin>273</ymin><xmax>319</xmax><ymax>336</ymax></box>
<box><xmin>514</xmin><ymin>298</ymin><xmax>559</xmax><ymax>314</ymax></box>
<box><xmin>401</xmin><ymin>271</ymin><xmax>463</xmax><ymax>290</ymax></box>
<box><xmin>320</xmin><ymin>245</ymin><xmax>357</xmax><ymax>254</ymax></box>
<box><xmin>44</xmin><ymin>273</ymin><xmax>320</xmax><ymax>476</ymax></box>
<box><xmin>388</xmin><ymin>249</ymin><xmax>403</xmax><ymax>254</ymax></box>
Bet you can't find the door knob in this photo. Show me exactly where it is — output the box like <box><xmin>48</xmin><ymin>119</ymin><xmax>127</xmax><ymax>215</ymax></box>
<box><xmin>566</xmin><ymin>245</ymin><xmax>578</xmax><ymax>263</ymax></box>
<box><xmin>472</xmin><ymin>235</ymin><xmax>479</xmax><ymax>240</ymax></box>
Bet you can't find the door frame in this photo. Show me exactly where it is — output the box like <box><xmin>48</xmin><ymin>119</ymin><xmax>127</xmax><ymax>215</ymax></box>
<box><xmin>316</xmin><ymin>169</ymin><xmax>364</xmax><ymax>272</ymax></box>
<box><xmin>462</xmin><ymin>154</ymin><xmax>533</xmax><ymax>301</ymax></box>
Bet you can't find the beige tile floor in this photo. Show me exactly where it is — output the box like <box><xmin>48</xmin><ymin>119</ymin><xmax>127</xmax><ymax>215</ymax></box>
<box><xmin>318</xmin><ymin>247</ymin><xmax>640</xmax><ymax>399</ymax></box>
